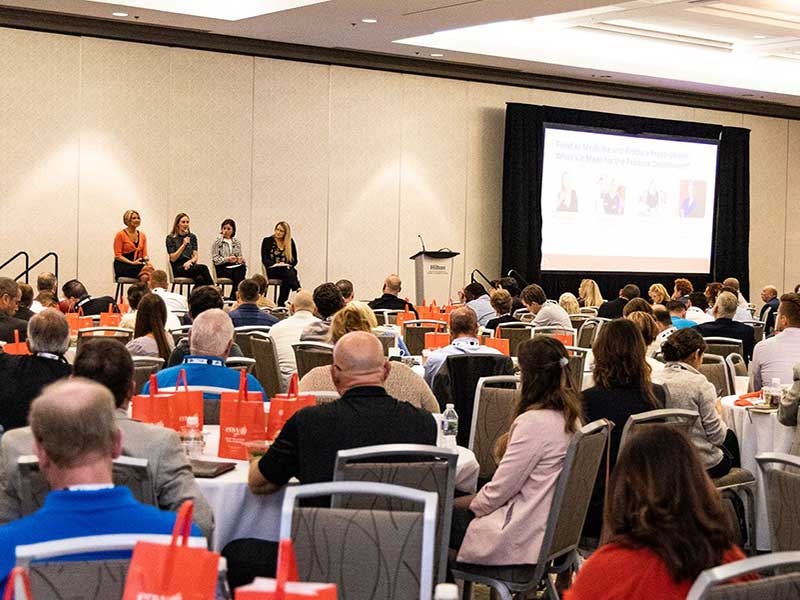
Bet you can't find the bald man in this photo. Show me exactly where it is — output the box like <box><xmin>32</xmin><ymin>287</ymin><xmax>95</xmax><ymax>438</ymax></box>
<box><xmin>248</xmin><ymin>331</ymin><xmax>436</xmax><ymax>497</ymax></box>
<box><xmin>760</xmin><ymin>285</ymin><xmax>780</xmax><ymax>335</ymax></box>
<box><xmin>368</xmin><ymin>274</ymin><xmax>418</xmax><ymax>317</ymax></box>
<box><xmin>267</xmin><ymin>289</ymin><xmax>321</xmax><ymax>392</ymax></box>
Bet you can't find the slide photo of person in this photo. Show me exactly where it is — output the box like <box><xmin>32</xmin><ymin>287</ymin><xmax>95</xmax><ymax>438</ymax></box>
<box><xmin>639</xmin><ymin>180</ymin><xmax>665</xmax><ymax>216</ymax></box>
<box><xmin>679</xmin><ymin>180</ymin><xmax>706</xmax><ymax>218</ymax></box>
<box><xmin>598</xmin><ymin>175</ymin><xmax>625</xmax><ymax>215</ymax></box>
<box><xmin>556</xmin><ymin>171</ymin><xmax>578</xmax><ymax>212</ymax></box>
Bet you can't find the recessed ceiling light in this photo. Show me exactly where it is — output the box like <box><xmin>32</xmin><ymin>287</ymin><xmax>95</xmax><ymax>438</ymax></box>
<box><xmin>430</xmin><ymin>53</ymin><xmax>444</xmax><ymax>57</ymax></box>
<box><xmin>753</xmin><ymin>34</ymin><xmax>767</xmax><ymax>39</ymax></box>
<box><xmin>361</xmin><ymin>18</ymin><xmax>377</xmax><ymax>24</ymax></box>
<box><xmin>112</xmin><ymin>11</ymin><xmax>128</xmax><ymax>16</ymax></box>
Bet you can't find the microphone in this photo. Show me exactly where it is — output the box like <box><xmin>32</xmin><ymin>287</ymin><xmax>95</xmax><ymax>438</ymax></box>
<box><xmin>470</xmin><ymin>269</ymin><xmax>476</xmax><ymax>284</ymax></box>
<box><xmin>418</xmin><ymin>234</ymin><xmax>427</xmax><ymax>253</ymax></box>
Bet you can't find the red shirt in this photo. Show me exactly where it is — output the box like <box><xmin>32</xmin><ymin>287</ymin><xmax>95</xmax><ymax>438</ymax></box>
<box><xmin>564</xmin><ymin>543</ymin><xmax>748</xmax><ymax>600</ymax></box>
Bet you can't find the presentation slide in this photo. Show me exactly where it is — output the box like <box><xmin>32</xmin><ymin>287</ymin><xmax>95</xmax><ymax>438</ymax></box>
<box><xmin>540</xmin><ymin>126</ymin><xmax>718</xmax><ymax>273</ymax></box>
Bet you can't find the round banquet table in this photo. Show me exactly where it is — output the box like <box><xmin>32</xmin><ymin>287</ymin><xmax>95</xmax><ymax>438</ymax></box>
<box><xmin>196</xmin><ymin>423</ymin><xmax>480</xmax><ymax>552</ymax></box>
<box><xmin>720</xmin><ymin>395</ymin><xmax>794</xmax><ymax>550</ymax></box>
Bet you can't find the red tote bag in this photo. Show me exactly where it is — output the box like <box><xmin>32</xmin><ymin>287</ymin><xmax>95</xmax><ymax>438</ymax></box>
<box><xmin>218</xmin><ymin>370</ymin><xmax>267</xmax><ymax>460</ymax></box>
<box><xmin>131</xmin><ymin>370</ymin><xmax>203</xmax><ymax>430</ymax></box>
<box><xmin>3</xmin><ymin>567</ymin><xmax>32</xmax><ymax>600</ymax></box>
<box><xmin>266</xmin><ymin>374</ymin><xmax>315</xmax><ymax>440</ymax></box>
<box><xmin>3</xmin><ymin>330</ymin><xmax>30</xmax><ymax>355</ymax></box>
<box><xmin>123</xmin><ymin>501</ymin><xmax>219</xmax><ymax>600</ymax></box>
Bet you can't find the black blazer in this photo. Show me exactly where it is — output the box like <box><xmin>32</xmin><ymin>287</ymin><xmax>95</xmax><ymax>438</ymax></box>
<box><xmin>0</xmin><ymin>353</ymin><xmax>71</xmax><ymax>431</ymax></box>
<box><xmin>597</xmin><ymin>297</ymin><xmax>629</xmax><ymax>319</ymax></box>
<box><xmin>74</xmin><ymin>295</ymin><xmax>119</xmax><ymax>316</ymax></box>
<box><xmin>260</xmin><ymin>236</ymin><xmax>298</xmax><ymax>270</ymax></box>
<box><xmin>0</xmin><ymin>313</ymin><xmax>27</xmax><ymax>344</ymax></box>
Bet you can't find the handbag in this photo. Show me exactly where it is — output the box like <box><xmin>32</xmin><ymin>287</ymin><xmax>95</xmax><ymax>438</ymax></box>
<box><xmin>2</xmin><ymin>567</ymin><xmax>32</xmax><ymax>600</ymax></box>
<box><xmin>3</xmin><ymin>330</ymin><xmax>30</xmax><ymax>355</ymax></box>
<box><xmin>266</xmin><ymin>374</ymin><xmax>315</xmax><ymax>440</ymax></box>
<box><xmin>218</xmin><ymin>370</ymin><xmax>267</xmax><ymax>460</ymax></box>
<box><xmin>131</xmin><ymin>371</ymin><xmax>204</xmax><ymax>430</ymax></box>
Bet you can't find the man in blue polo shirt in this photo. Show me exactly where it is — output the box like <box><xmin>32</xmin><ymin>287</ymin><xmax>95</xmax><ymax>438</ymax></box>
<box><xmin>143</xmin><ymin>308</ymin><xmax>265</xmax><ymax>401</ymax></box>
<box><xmin>0</xmin><ymin>378</ymin><xmax>203</xmax><ymax>594</ymax></box>
<box><xmin>228</xmin><ymin>279</ymin><xmax>278</xmax><ymax>328</ymax></box>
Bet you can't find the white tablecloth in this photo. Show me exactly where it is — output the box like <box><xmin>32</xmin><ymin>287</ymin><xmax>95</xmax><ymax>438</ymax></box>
<box><xmin>196</xmin><ymin>425</ymin><xmax>479</xmax><ymax>552</ymax></box>
<box><xmin>720</xmin><ymin>395</ymin><xmax>794</xmax><ymax>550</ymax></box>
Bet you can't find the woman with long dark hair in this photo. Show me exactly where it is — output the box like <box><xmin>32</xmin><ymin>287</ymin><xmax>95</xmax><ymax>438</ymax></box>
<box><xmin>212</xmin><ymin>218</ymin><xmax>246</xmax><ymax>301</ymax></box>
<box><xmin>565</xmin><ymin>426</ymin><xmax>750</xmax><ymax>599</ymax></box>
<box><xmin>126</xmin><ymin>293</ymin><xmax>173</xmax><ymax>362</ymax></box>
<box><xmin>165</xmin><ymin>213</ymin><xmax>213</xmax><ymax>287</ymax></box>
<box><xmin>450</xmin><ymin>336</ymin><xmax>583</xmax><ymax>566</ymax></box>
<box><xmin>581</xmin><ymin>318</ymin><xmax>666</xmax><ymax>541</ymax></box>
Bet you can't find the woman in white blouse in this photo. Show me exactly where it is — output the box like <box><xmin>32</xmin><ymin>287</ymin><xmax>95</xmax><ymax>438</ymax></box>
<box><xmin>212</xmin><ymin>218</ymin><xmax>246</xmax><ymax>301</ymax></box>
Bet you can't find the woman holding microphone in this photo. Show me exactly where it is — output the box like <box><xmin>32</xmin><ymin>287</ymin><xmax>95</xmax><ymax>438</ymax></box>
<box><xmin>165</xmin><ymin>213</ymin><xmax>213</xmax><ymax>287</ymax></box>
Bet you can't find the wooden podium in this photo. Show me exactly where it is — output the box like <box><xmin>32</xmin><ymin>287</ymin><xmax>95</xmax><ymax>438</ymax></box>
<box><xmin>410</xmin><ymin>250</ymin><xmax>459</xmax><ymax>306</ymax></box>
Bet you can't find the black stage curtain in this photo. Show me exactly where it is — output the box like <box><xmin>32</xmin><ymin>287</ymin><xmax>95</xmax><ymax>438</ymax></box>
<box><xmin>501</xmin><ymin>103</ymin><xmax>751</xmax><ymax>301</ymax></box>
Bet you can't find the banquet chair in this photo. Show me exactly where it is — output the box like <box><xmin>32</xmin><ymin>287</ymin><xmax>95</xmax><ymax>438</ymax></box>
<box><xmin>512</xmin><ymin>308</ymin><xmax>532</xmax><ymax>320</ymax></box>
<box><xmin>225</xmin><ymin>356</ymin><xmax>256</xmax><ymax>374</ymax></box>
<box><xmin>233</xmin><ymin>326</ymin><xmax>272</xmax><ymax>359</ymax></box>
<box><xmin>259</xmin><ymin>265</ymin><xmax>283</xmax><ymax>303</ymax></box>
<box><xmin>686</xmin><ymin>551</ymin><xmax>800</xmax><ymax>600</ymax></box>
<box><xmin>132</xmin><ymin>356</ymin><xmax>164</xmax><ymax>394</ymax></box>
<box><xmin>470</xmin><ymin>376</ymin><xmax>520</xmax><ymax>482</ymax></box>
<box><xmin>576</xmin><ymin>318</ymin><xmax>604</xmax><ymax>349</ymax></box>
<box><xmin>742</xmin><ymin>319</ymin><xmax>766</xmax><ymax>344</ymax></box>
<box><xmin>703</xmin><ymin>337</ymin><xmax>744</xmax><ymax>360</ymax></box>
<box><xmin>18</xmin><ymin>455</ymin><xmax>155</xmax><ymax>516</ymax></box>
<box><xmin>333</xmin><ymin>444</ymin><xmax>457</xmax><ymax>583</ymax></box>
<box><xmin>169</xmin><ymin>324</ymin><xmax>192</xmax><ymax>346</ymax></box>
<box><xmin>579</xmin><ymin>307</ymin><xmax>598</xmax><ymax>315</ymax></box>
<box><xmin>167</xmin><ymin>258</ymin><xmax>194</xmax><ymax>296</ymax></box>
<box><xmin>374</xmin><ymin>309</ymin><xmax>404</xmax><ymax>326</ymax></box>
<box><xmin>756</xmin><ymin>452</ymin><xmax>800</xmax><ymax>552</ymax></box>
<box><xmin>452</xmin><ymin>420</ymin><xmax>610</xmax><ymax>600</ymax></box>
<box><xmin>76</xmin><ymin>328</ymin><xmax>132</xmax><ymax>352</ymax></box>
<box><xmin>569</xmin><ymin>314</ymin><xmax>592</xmax><ymax>330</ymax></box>
<box><xmin>292</xmin><ymin>342</ymin><xmax>334</xmax><ymax>379</ymax></box>
<box><xmin>280</xmin><ymin>481</ymin><xmax>437</xmax><ymax>600</ymax></box>
<box><xmin>402</xmin><ymin>320</ymin><xmax>448</xmax><ymax>356</ymax></box>
<box><xmin>210</xmin><ymin>267</ymin><xmax>234</xmax><ymax>300</ymax></box>
<box><xmin>564</xmin><ymin>346</ymin><xmax>589</xmax><ymax>392</ymax></box>
<box><xmin>496</xmin><ymin>322</ymin><xmax>534</xmax><ymax>357</ymax></box>
<box><xmin>619</xmin><ymin>408</ymin><xmax>699</xmax><ymax>450</ymax></box>
<box><xmin>250</xmin><ymin>333</ymin><xmax>281</xmax><ymax>398</ymax></box>
<box><xmin>726</xmin><ymin>353</ymin><xmax>748</xmax><ymax>377</ymax></box>
<box><xmin>700</xmin><ymin>354</ymin><xmax>734</xmax><ymax>397</ymax></box>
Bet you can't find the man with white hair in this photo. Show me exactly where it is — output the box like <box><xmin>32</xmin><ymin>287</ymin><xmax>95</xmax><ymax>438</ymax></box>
<box><xmin>143</xmin><ymin>308</ymin><xmax>264</xmax><ymax>400</ymax></box>
<box><xmin>268</xmin><ymin>290</ymin><xmax>320</xmax><ymax>391</ymax></box>
<box><xmin>0</xmin><ymin>379</ymin><xmax>202</xmax><ymax>594</ymax></box>
<box><xmin>0</xmin><ymin>310</ymin><xmax>71</xmax><ymax>431</ymax></box>
<box><xmin>693</xmin><ymin>291</ymin><xmax>756</xmax><ymax>361</ymax></box>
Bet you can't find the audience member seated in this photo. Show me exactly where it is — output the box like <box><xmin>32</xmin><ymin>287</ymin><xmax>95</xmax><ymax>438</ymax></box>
<box><xmin>578</xmin><ymin>278</ymin><xmax>604</xmax><ymax>309</ymax></box>
<box><xmin>705</xmin><ymin>282</ymin><xmax>723</xmax><ymax>311</ymax></box>
<box><xmin>367</xmin><ymin>274</ymin><xmax>417</xmax><ymax>317</ymax></box>
<box><xmin>149</xmin><ymin>269</ymin><xmax>189</xmax><ymax>314</ymax></box>
<box><xmin>564</xmin><ymin>426</ymin><xmax>749</xmax><ymax>600</ymax></box>
<box><xmin>667</xmin><ymin>300</ymin><xmax>696</xmax><ymax>330</ymax></box>
<box><xmin>146</xmin><ymin>308</ymin><xmax>264</xmax><ymax>400</ymax></box>
<box><xmin>581</xmin><ymin>319</ymin><xmax>665</xmax><ymax>541</ymax></box>
<box><xmin>298</xmin><ymin>302</ymin><xmax>438</xmax><ymax>412</ymax></box>
<box><xmin>228</xmin><ymin>279</ymin><xmax>278</xmax><ymax>328</ymax></box>
<box><xmin>759</xmin><ymin>285</ymin><xmax>780</xmax><ymax>335</ymax></box>
<box><xmin>0</xmin><ymin>378</ymin><xmax>203</xmax><ymax>594</ymax></box>
<box><xmin>520</xmin><ymin>284</ymin><xmax>571</xmax><ymax>328</ymax></box>
<box><xmin>450</xmin><ymin>337</ymin><xmax>581</xmax><ymax>567</ymax></box>
<box><xmin>672</xmin><ymin>277</ymin><xmax>693</xmax><ymax>304</ymax></box>
<box><xmin>423</xmin><ymin>307</ymin><xmax>502</xmax><ymax>387</ymax></box>
<box><xmin>485</xmin><ymin>289</ymin><xmax>515</xmax><ymax>331</ymax></box>
<box><xmin>647</xmin><ymin>283</ymin><xmax>669</xmax><ymax>306</ymax></box>
<box><xmin>268</xmin><ymin>290</ymin><xmax>319</xmax><ymax>392</ymax></box>
<box><xmin>461</xmin><ymin>283</ymin><xmax>494</xmax><ymax>327</ymax></box>
<box><xmin>0</xmin><ymin>338</ymin><xmax>214</xmax><ymax>539</ymax></box>
<box><xmin>0</xmin><ymin>278</ymin><xmax>27</xmax><ymax>343</ymax></box>
<box><xmin>778</xmin><ymin>365</ymin><xmax>800</xmax><ymax>456</ymax></box>
<box><xmin>126</xmin><ymin>293</ymin><xmax>174</xmax><ymax>361</ymax></box>
<box><xmin>750</xmin><ymin>292</ymin><xmax>800</xmax><ymax>390</ymax></box>
<box><xmin>300</xmin><ymin>282</ymin><xmax>345</xmax><ymax>342</ymax></box>
<box><xmin>336</xmin><ymin>279</ymin><xmax>354</xmax><ymax>304</ymax></box>
<box><xmin>652</xmin><ymin>306</ymin><xmax>673</xmax><ymax>335</ymax></box>
<box><xmin>119</xmin><ymin>283</ymin><xmax>146</xmax><ymax>330</ymax></box>
<box><xmin>13</xmin><ymin>284</ymin><xmax>34</xmax><ymax>322</ymax></box>
<box><xmin>626</xmin><ymin>311</ymin><xmax>666</xmax><ymax>370</ymax></box>
<box><xmin>167</xmin><ymin>286</ymin><xmax>244</xmax><ymax>367</ymax></box>
<box><xmin>694</xmin><ymin>291</ymin><xmax>755</xmax><ymax>362</ymax></box>
<box><xmin>32</xmin><ymin>291</ymin><xmax>58</xmax><ymax>312</ymax></box>
<box><xmin>719</xmin><ymin>285</ymin><xmax>753</xmax><ymax>323</ymax></box>
<box><xmin>660</xmin><ymin>329</ymin><xmax>738</xmax><ymax>478</ymax></box>
<box><xmin>225</xmin><ymin>332</ymin><xmax>436</xmax><ymax>586</ymax></box>
<box><xmin>61</xmin><ymin>279</ymin><xmax>117</xmax><ymax>316</ymax></box>
<box><xmin>723</xmin><ymin>277</ymin><xmax>749</xmax><ymax>308</ymax></box>
<box><xmin>249</xmin><ymin>274</ymin><xmax>276</xmax><ymax>309</ymax></box>
<box><xmin>30</xmin><ymin>272</ymin><xmax>58</xmax><ymax>314</ymax></box>
<box><xmin>558</xmin><ymin>292</ymin><xmax>580</xmax><ymax>315</ymax></box>
<box><xmin>496</xmin><ymin>276</ymin><xmax>524</xmax><ymax>312</ymax></box>
<box><xmin>597</xmin><ymin>284</ymin><xmax>639</xmax><ymax>319</ymax></box>
<box><xmin>621</xmin><ymin>297</ymin><xmax>653</xmax><ymax>317</ymax></box>
<box><xmin>686</xmin><ymin>291</ymin><xmax>713</xmax><ymax>324</ymax></box>
<box><xmin>0</xmin><ymin>310</ymin><xmax>71</xmax><ymax>432</ymax></box>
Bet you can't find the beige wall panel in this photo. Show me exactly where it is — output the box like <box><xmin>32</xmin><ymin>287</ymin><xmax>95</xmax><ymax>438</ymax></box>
<box><xmin>328</xmin><ymin>66</ymin><xmax>403</xmax><ymax>300</ymax></box>
<box><xmin>785</xmin><ymin>120</ymin><xmax>800</xmax><ymax>291</ymax></box>
<box><xmin>0</xmin><ymin>29</ymin><xmax>80</xmax><ymax>283</ymax></box>
<box><xmin>79</xmin><ymin>38</ymin><xmax>171</xmax><ymax>296</ymax></box>
<box><xmin>251</xmin><ymin>58</ymin><xmax>330</xmax><ymax>291</ymax></box>
<box><xmin>169</xmin><ymin>48</ymin><xmax>254</xmax><ymax>278</ymax></box>
<box><xmin>464</xmin><ymin>82</ymin><xmax>532</xmax><ymax>282</ymax></box>
<box><xmin>692</xmin><ymin>109</ymin><xmax>743</xmax><ymax>127</ymax></box>
<box><xmin>399</xmin><ymin>75</ymin><xmax>470</xmax><ymax>304</ymax></box>
<box><xmin>745</xmin><ymin>114</ymin><xmax>788</xmax><ymax>299</ymax></box>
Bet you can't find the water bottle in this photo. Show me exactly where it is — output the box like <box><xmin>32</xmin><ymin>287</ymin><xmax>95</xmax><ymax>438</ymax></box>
<box><xmin>434</xmin><ymin>583</ymin><xmax>459</xmax><ymax>600</ymax></box>
<box><xmin>764</xmin><ymin>377</ymin><xmax>783</xmax><ymax>408</ymax></box>
<box><xmin>180</xmin><ymin>415</ymin><xmax>204</xmax><ymax>459</ymax></box>
<box><xmin>441</xmin><ymin>404</ymin><xmax>458</xmax><ymax>449</ymax></box>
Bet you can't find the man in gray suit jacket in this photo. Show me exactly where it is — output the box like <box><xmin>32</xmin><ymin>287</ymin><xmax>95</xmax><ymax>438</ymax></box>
<box><xmin>0</xmin><ymin>338</ymin><xmax>214</xmax><ymax>541</ymax></box>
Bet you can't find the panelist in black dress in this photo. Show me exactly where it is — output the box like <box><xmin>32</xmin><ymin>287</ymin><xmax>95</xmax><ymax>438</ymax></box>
<box><xmin>165</xmin><ymin>213</ymin><xmax>213</xmax><ymax>287</ymax></box>
<box><xmin>261</xmin><ymin>221</ymin><xmax>299</xmax><ymax>307</ymax></box>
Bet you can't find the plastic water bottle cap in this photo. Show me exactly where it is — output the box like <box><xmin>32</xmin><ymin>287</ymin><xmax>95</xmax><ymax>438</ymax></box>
<box><xmin>445</xmin><ymin>403</ymin><xmax>454</xmax><ymax>409</ymax></box>
<box><xmin>434</xmin><ymin>583</ymin><xmax>459</xmax><ymax>600</ymax></box>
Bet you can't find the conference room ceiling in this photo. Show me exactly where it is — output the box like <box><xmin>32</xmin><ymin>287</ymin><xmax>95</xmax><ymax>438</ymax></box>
<box><xmin>4</xmin><ymin>0</ymin><xmax>800</xmax><ymax>107</ymax></box>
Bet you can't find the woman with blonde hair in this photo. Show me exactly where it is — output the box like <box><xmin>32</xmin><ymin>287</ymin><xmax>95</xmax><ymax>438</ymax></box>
<box><xmin>298</xmin><ymin>302</ymin><xmax>438</xmax><ymax>412</ymax></box>
<box><xmin>261</xmin><ymin>221</ymin><xmax>299</xmax><ymax>307</ymax></box>
<box><xmin>559</xmin><ymin>292</ymin><xmax>581</xmax><ymax>315</ymax></box>
<box><xmin>578</xmin><ymin>279</ymin><xmax>603</xmax><ymax>308</ymax></box>
<box><xmin>113</xmin><ymin>210</ymin><xmax>154</xmax><ymax>284</ymax></box>
<box><xmin>648</xmin><ymin>283</ymin><xmax>670</xmax><ymax>306</ymax></box>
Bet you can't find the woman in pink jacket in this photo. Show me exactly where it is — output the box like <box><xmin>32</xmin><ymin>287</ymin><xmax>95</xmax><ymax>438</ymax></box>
<box><xmin>449</xmin><ymin>336</ymin><xmax>583</xmax><ymax>566</ymax></box>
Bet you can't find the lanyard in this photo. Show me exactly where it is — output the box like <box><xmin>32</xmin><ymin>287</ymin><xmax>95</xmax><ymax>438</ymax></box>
<box><xmin>183</xmin><ymin>356</ymin><xmax>224</xmax><ymax>367</ymax></box>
